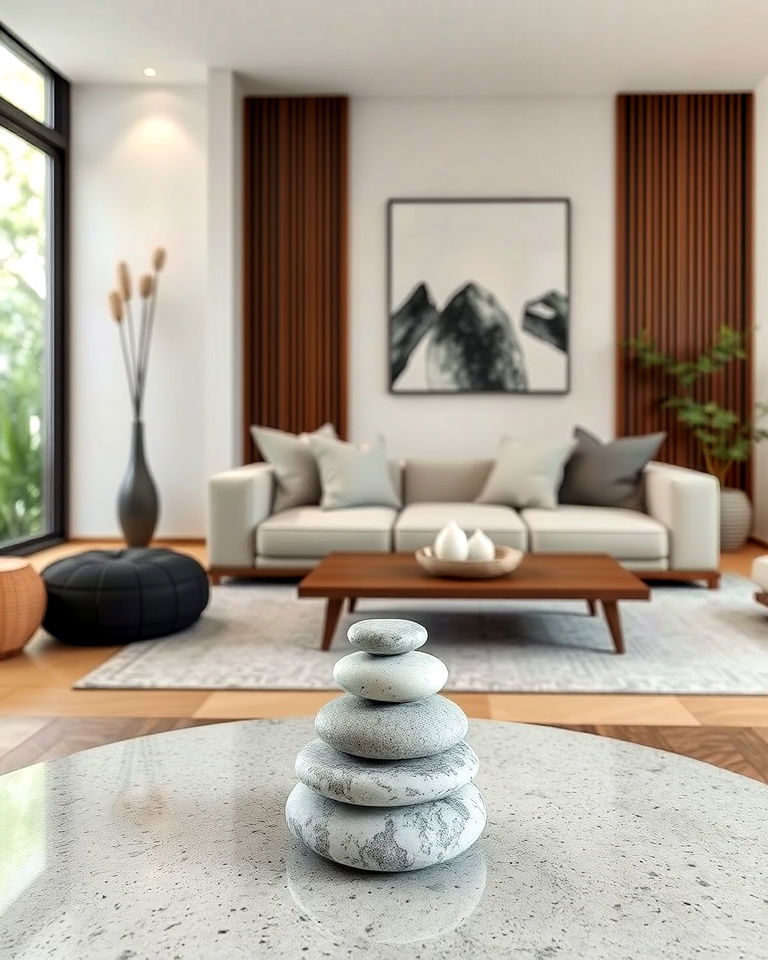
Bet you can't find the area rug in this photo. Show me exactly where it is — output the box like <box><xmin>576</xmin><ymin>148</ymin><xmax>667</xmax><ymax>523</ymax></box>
<box><xmin>73</xmin><ymin>574</ymin><xmax>768</xmax><ymax>694</ymax></box>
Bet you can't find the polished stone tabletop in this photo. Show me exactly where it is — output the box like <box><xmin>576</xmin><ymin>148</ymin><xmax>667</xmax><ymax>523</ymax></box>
<box><xmin>1</xmin><ymin>718</ymin><xmax>766</xmax><ymax>959</ymax></box>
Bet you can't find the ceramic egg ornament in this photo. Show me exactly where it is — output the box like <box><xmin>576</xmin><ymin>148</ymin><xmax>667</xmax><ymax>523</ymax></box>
<box><xmin>466</xmin><ymin>529</ymin><xmax>495</xmax><ymax>562</ymax></box>
<box><xmin>434</xmin><ymin>521</ymin><xmax>469</xmax><ymax>561</ymax></box>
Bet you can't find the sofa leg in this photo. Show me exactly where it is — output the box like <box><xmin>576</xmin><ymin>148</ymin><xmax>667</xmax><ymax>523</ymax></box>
<box><xmin>706</xmin><ymin>573</ymin><xmax>721</xmax><ymax>590</ymax></box>
<box><xmin>209</xmin><ymin>572</ymin><xmax>222</xmax><ymax>586</ymax></box>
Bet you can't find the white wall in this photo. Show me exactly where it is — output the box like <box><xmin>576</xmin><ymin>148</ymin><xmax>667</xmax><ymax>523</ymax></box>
<box><xmin>754</xmin><ymin>76</ymin><xmax>768</xmax><ymax>540</ymax></box>
<box><xmin>70</xmin><ymin>84</ymin><xmax>207</xmax><ymax>536</ymax></box>
<box><xmin>205</xmin><ymin>69</ymin><xmax>243</xmax><ymax>480</ymax></box>
<box><xmin>70</xmin><ymin>90</ymin><xmax>614</xmax><ymax>533</ymax></box>
<box><xmin>349</xmin><ymin>97</ymin><xmax>614</xmax><ymax>457</ymax></box>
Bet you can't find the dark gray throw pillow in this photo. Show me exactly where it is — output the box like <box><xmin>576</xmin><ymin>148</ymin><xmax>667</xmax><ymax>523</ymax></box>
<box><xmin>559</xmin><ymin>427</ymin><xmax>665</xmax><ymax>510</ymax></box>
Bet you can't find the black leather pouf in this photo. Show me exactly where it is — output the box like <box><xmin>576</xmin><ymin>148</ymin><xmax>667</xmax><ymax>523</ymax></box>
<box><xmin>42</xmin><ymin>548</ymin><xmax>210</xmax><ymax>645</ymax></box>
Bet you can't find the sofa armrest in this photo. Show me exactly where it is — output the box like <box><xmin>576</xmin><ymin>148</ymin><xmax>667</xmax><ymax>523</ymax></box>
<box><xmin>644</xmin><ymin>462</ymin><xmax>720</xmax><ymax>570</ymax></box>
<box><xmin>208</xmin><ymin>463</ymin><xmax>274</xmax><ymax>567</ymax></box>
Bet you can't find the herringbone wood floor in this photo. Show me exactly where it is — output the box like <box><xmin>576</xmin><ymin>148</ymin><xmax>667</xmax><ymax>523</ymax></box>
<box><xmin>0</xmin><ymin>540</ymin><xmax>766</xmax><ymax>779</ymax></box>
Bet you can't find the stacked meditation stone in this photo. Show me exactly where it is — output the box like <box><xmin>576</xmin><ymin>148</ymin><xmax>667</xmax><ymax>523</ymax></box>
<box><xmin>285</xmin><ymin>618</ymin><xmax>486</xmax><ymax>872</ymax></box>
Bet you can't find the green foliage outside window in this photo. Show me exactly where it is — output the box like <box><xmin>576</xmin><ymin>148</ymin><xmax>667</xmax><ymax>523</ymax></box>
<box><xmin>0</xmin><ymin>125</ymin><xmax>45</xmax><ymax>543</ymax></box>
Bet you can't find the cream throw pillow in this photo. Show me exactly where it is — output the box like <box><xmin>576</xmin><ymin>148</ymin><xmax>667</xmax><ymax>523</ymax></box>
<box><xmin>309</xmin><ymin>435</ymin><xmax>401</xmax><ymax>510</ymax></box>
<box><xmin>250</xmin><ymin>423</ymin><xmax>336</xmax><ymax>513</ymax></box>
<box><xmin>476</xmin><ymin>438</ymin><xmax>575</xmax><ymax>509</ymax></box>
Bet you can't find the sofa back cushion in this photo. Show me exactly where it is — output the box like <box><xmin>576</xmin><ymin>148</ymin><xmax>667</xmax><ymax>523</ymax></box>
<box><xmin>403</xmin><ymin>459</ymin><xmax>493</xmax><ymax>504</ymax></box>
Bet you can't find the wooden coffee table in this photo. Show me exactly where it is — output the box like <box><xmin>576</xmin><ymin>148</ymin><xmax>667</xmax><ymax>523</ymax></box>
<box><xmin>298</xmin><ymin>552</ymin><xmax>650</xmax><ymax>654</ymax></box>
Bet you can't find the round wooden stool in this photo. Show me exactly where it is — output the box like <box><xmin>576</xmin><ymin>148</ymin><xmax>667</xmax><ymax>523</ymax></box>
<box><xmin>0</xmin><ymin>557</ymin><xmax>47</xmax><ymax>659</ymax></box>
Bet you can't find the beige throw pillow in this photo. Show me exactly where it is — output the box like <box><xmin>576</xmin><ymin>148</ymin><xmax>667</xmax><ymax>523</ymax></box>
<box><xmin>476</xmin><ymin>438</ymin><xmax>575</xmax><ymax>509</ymax></box>
<box><xmin>250</xmin><ymin>423</ymin><xmax>336</xmax><ymax>513</ymax></box>
<box><xmin>309</xmin><ymin>435</ymin><xmax>401</xmax><ymax>510</ymax></box>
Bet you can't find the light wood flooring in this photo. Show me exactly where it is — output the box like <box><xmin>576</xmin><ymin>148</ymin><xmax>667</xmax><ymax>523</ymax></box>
<box><xmin>0</xmin><ymin>539</ymin><xmax>766</xmax><ymax>777</ymax></box>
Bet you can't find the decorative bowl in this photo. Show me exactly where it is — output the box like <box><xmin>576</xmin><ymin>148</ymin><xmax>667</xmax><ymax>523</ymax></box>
<box><xmin>415</xmin><ymin>546</ymin><xmax>523</xmax><ymax>580</ymax></box>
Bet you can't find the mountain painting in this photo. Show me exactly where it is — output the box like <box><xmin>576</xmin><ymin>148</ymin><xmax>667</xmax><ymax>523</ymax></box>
<box><xmin>388</xmin><ymin>199</ymin><xmax>570</xmax><ymax>394</ymax></box>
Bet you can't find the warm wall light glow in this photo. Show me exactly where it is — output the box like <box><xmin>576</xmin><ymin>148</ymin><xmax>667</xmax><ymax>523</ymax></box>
<box><xmin>143</xmin><ymin>67</ymin><xmax>157</xmax><ymax>78</ymax></box>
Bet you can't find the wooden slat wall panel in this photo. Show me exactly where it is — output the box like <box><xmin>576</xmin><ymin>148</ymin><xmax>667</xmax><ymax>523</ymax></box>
<box><xmin>616</xmin><ymin>93</ymin><xmax>753</xmax><ymax>490</ymax></box>
<box><xmin>242</xmin><ymin>97</ymin><xmax>348</xmax><ymax>461</ymax></box>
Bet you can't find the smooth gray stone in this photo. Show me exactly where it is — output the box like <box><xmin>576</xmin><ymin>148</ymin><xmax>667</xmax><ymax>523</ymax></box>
<box><xmin>347</xmin><ymin>618</ymin><xmax>427</xmax><ymax>656</ymax></box>
<box><xmin>285</xmin><ymin>781</ymin><xmax>486</xmax><ymax>872</ymax></box>
<box><xmin>333</xmin><ymin>650</ymin><xmax>447</xmax><ymax>702</ymax></box>
<box><xmin>315</xmin><ymin>694</ymin><xmax>468</xmax><ymax>760</ymax></box>
<box><xmin>295</xmin><ymin>738</ymin><xmax>479</xmax><ymax>806</ymax></box>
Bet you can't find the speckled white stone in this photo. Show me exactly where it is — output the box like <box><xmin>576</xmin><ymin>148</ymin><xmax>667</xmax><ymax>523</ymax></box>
<box><xmin>2</xmin><ymin>718</ymin><xmax>768</xmax><ymax>959</ymax></box>
<box><xmin>295</xmin><ymin>738</ymin><xmax>479</xmax><ymax>806</ymax></box>
<box><xmin>285</xmin><ymin>781</ymin><xmax>486</xmax><ymax>871</ymax></box>
<box><xmin>315</xmin><ymin>694</ymin><xmax>468</xmax><ymax>760</ymax></box>
<box><xmin>347</xmin><ymin>618</ymin><xmax>427</xmax><ymax>656</ymax></box>
<box><xmin>333</xmin><ymin>650</ymin><xmax>448</xmax><ymax>702</ymax></box>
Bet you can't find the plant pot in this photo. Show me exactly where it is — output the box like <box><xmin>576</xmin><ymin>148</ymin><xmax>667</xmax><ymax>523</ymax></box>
<box><xmin>118</xmin><ymin>420</ymin><xmax>159</xmax><ymax>547</ymax></box>
<box><xmin>719</xmin><ymin>487</ymin><xmax>752</xmax><ymax>552</ymax></box>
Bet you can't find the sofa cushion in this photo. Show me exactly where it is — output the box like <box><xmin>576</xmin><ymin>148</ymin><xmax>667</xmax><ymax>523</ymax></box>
<box><xmin>403</xmin><ymin>460</ymin><xmax>493</xmax><ymax>504</ymax></box>
<box><xmin>521</xmin><ymin>506</ymin><xmax>667</xmax><ymax>560</ymax></box>
<box><xmin>394</xmin><ymin>502</ymin><xmax>527</xmax><ymax>552</ymax></box>
<box><xmin>251</xmin><ymin>422</ymin><xmax>336</xmax><ymax>513</ymax></box>
<box><xmin>309</xmin><ymin>435</ymin><xmax>401</xmax><ymax>510</ymax></box>
<box><xmin>559</xmin><ymin>427</ymin><xmax>665</xmax><ymax>511</ymax></box>
<box><xmin>257</xmin><ymin>506</ymin><xmax>396</xmax><ymax>558</ymax></box>
<box><xmin>476</xmin><ymin>438</ymin><xmax>575</xmax><ymax>509</ymax></box>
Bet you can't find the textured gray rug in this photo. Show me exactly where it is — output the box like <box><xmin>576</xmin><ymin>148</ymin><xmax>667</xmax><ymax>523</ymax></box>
<box><xmin>73</xmin><ymin>574</ymin><xmax>768</xmax><ymax>694</ymax></box>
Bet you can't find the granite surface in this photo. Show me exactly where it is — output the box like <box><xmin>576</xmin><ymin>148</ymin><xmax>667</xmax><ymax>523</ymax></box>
<box><xmin>315</xmin><ymin>693</ymin><xmax>468</xmax><ymax>759</ymax></box>
<box><xmin>286</xmin><ymin>781</ymin><xmax>486</xmax><ymax>871</ymax></box>
<box><xmin>1</xmin><ymin>718</ymin><xmax>768</xmax><ymax>959</ymax></box>
<box><xmin>295</xmin><ymin>738</ymin><xmax>479</xmax><ymax>806</ymax></box>
<box><xmin>287</xmin><ymin>837</ymin><xmax>488</xmax><ymax>944</ymax></box>
<box><xmin>333</xmin><ymin>650</ymin><xmax>448</xmax><ymax>702</ymax></box>
<box><xmin>347</xmin><ymin>618</ymin><xmax>427</xmax><ymax>655</ymax></box>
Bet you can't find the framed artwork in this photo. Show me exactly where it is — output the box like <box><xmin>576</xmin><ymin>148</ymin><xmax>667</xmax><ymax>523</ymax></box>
<box><xmin>387</xmin><ymin>198</ymin><xmax>570</xmax><ymax>394</ymax></box>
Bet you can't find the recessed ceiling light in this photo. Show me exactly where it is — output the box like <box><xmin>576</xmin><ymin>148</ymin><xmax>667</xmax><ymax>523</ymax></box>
<box><xmin>143</xmin><ymin>67</ymin><xmax>157</xmax><ymax>78</ymax></box>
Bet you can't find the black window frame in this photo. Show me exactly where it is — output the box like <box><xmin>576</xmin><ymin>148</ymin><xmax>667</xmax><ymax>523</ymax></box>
<box><xmin>0</xmin><ymin>22</ymin><xmax>69</xmax><ymax>555</ymax></box>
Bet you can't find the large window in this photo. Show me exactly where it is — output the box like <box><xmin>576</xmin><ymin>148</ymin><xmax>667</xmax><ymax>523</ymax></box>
<box><xmin>0</xmin><ymin>25</ymin><xmax>68</xmax><ymax>552</ymax></box>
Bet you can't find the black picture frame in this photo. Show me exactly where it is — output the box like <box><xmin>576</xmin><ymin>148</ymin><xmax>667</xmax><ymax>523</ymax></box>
<box><xmin>0</xmin><ymin>22</ymin><xmax>69</xmax><ymax>554</ymax></box>
<box><xmin>387</xmin><ymin>197</ymin><xmax>571</xmax><ymax>396</ymax></box>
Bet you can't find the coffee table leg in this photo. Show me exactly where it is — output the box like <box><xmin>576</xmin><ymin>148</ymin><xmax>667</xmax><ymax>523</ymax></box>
<box><xmin>587</xmin><ymin>599</ymin><xmax>597</xmax><ymax>617</ymax></box>
<box><xmin>601</xmin><ymin>600</ymin><xmax>625</xmax><ymax>654</ymax></box>
<box><xmin>321</xmin><ymin>598</ymin><xmax>345</xmax><ymax>651</ymax></box>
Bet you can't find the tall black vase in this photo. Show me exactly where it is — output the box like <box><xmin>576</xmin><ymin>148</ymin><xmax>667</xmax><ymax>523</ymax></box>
<box><xmin>118</xmin><ymin>420</ymin><xmax>159</xmax><ymax>547</ymax></box>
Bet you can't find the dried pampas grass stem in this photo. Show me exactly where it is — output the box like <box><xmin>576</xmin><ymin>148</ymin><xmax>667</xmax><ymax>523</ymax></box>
<box><xmin>108</xmin><ymin>291</ymin><xmax>123</xmax><ymax>323</ymax></box>
<box><xmin>108</xmin><ymin>248</ymin><xmax>166</xmax><ymax>417</ymax></box>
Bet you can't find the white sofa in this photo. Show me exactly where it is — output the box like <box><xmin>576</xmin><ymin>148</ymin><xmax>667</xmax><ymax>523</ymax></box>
<box><xmin>207</xmin><ymin>458</ymin><xmax>721</xmax><ymax>586</ymax></box>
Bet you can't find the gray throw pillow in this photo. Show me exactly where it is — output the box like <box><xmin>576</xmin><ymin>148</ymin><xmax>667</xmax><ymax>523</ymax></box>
<box><xmin>251</xmin><ymin>423</ymin><xmax>336</xmax><ymax>513</ymax></box>
<box><xmin>558</xmin><ymin>427</ymin><xmax>665</xmax><ymax>510</ymax></box>
<box><xmin>476</xmin><ymin>438</ymin><xmax>575</xmax><ymax>509</ymax></box>
<box><xmin>309</xmin><ymin>435</ymin><xmax>401</xmax><ymax>510</ymax></box>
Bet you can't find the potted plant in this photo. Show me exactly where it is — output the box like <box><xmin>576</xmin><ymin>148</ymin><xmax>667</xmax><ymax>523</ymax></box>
<box><xmin>627</xmin><ymin>326</ymin><xmax>768</xmax><ymax>551</ymax></box>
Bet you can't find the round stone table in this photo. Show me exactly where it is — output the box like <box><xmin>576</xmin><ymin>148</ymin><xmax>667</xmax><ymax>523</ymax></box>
<box><xmin>1</xmin><ymin>719</ymin><xmax>766</xmax><ymax>959</ymax></box>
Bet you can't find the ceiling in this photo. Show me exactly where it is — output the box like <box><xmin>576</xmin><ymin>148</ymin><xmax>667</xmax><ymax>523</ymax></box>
<box><xmin>5</xmin><ymin>0</ymin><xmax>768</xmax><ymax>96</ymax></box>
